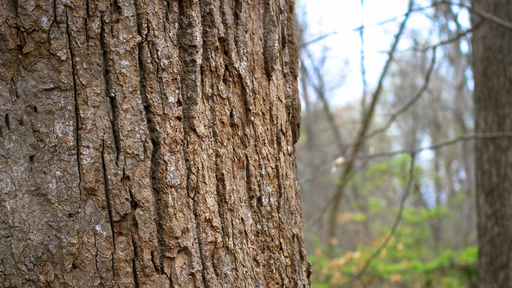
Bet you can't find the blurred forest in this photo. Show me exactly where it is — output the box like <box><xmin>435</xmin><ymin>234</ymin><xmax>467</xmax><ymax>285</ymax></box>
<box><xmin>295</xmin><ymin>1</ymin><xmax>481</xmax><ymax>287</ymax></box>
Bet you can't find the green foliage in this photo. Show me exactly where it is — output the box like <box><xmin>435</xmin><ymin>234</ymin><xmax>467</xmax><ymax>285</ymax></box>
<box><xmin>309</xmin><ymin>235</ymin><xmax>478</xmax><ymax>287</ymax></box>
<box><xmin>449</xmin><ymin>193</ymin><xmax>467</xmax><ymax>206</ymax></box>
<box><xmin>305</xmin><ymin>156</ymin><xmax>477</xmax><ymax>287</ymax></box>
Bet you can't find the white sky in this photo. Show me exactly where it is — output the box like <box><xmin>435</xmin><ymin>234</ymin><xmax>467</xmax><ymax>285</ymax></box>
<box><xmin>298</xmin><ymin>0</ymin><xmax>471</xmax><ymax>106</ymax></box>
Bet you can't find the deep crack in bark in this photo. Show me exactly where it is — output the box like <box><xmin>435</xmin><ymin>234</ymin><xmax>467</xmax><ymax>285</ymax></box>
<box><xmin>131</xmin><ymin>233</ymin><xmax>141</xmax><ymax>288</ymax></box>
<box><xmin>100</xmin><ymin>17</ymin><xmax>121</xmax><ymax>166</ymax></box>
<box><xmin>101</xmin><ymin>140</ymin><xmax>116</xmax><ymax>251</ymax></box>
<box><xmin>133</xmin><ymin>0</ymin><xmax>169</xmax><ymax>280</ymax></box>
<box><xmin>65</xmin><ymin>9</ymin><xmax>83</xmax><ymax>202</ymax></box>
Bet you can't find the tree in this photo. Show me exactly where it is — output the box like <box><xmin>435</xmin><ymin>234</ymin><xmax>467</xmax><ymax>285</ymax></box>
<box><xmin>472</xmin><ymin>0</ymin><xmax>512</xmax><ymax>287</ymax></box>
<box><xmin>0</xmin><ymin>0</ymin><xmax>311</xmax><ymax>286</ymax></box>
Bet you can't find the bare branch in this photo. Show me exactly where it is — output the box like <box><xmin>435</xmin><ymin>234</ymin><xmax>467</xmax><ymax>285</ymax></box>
<box><xmin>301</xmin><ymin>51</ymin><xmax>346</xmax><ymax>154</ymax></box>
<box><xmin>409</xmin><ymin>21</ymin><xmax>482</xmax><ymax>53</ymax></box>
<box><xmin>353</xmin><ymin>23</ymin><xmax>481</xmax><ymax>145</ymax></box>
<box><xmin>435</xmin><ymin>0</ymin><xmax>512</xmax><ymax>30</ymax></box>
<box><xmin>376</xmin><ymin>24</ymin><xmax>481</xmax><ymax>54</ymax></box>
<box><xmin>424</xmin><ymin>25</ymin><xmax>477</xmax><ymax>51</ymax></box>
<box><xmin>352</xmin><ymin>5</ymin><xmax>434</xmax><ymax>32</ymax></box>
<box><xmin>299</xmin><ymin>32</ymin><xmax>339</xmax><ymax>49</ymax></box>
<box><xmin>357</xmin><ymin>132</ymin><xmax>512</xmax><ymax>161</ymax></box>
<box><xmin>300</xmin><ymin>1</ymin><xmax>511</xmax><ymax>50</ymax></box>
<box><xmin>339</xmin><ymin>153</ymin><xmax>417</xmax><ymax>288</ymax></box>
<box><xmin>326</xmin><ymin>0</ymin><xmax>414</xmax><ymax>256</ymax></box>
<box><xmin>300</xmin><ymin>4</ymin><xmax>442</xmax><ymax>49</ymax></box>
<box><xmin>364</xmin><ymin>47</ymin><xmax>437</xmax><ymax>141</ymax></box>
<box><xmin>303</xmin><ymin>132</ymin><xmax>512</xmax><ymax>224</ymax></box>
<box><xmin>300</xmin><ymin>6</ymin><xmax>428</xmax><ymax>49</ymax></box>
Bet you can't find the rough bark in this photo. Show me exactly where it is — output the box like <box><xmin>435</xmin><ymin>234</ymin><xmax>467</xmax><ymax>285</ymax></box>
<box><xmin>0</xmin><ymin>0</ymin><xmax>310</xmax><ymax>287</ymax></box>
<box><xmin>471</xmin><ymin>1</ymin><xmax>512</xmax><ymax>287</ymax></box>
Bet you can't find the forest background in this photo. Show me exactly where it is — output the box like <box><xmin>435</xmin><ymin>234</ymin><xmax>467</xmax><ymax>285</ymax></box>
<box><xmin>295</xmin><ymin>0</ymin><xmax>480</xmax><ymax>286</ymax></box>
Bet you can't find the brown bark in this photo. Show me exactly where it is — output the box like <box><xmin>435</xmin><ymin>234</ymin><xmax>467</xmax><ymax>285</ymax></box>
<box><xmin>0</xmin><ymin>0</ymin><xmax>310</xmax><ymax>287</ymax></box>
<box><xmin>472</xmin><ymin>1</ymin><xmax>512</xmax><ymax>287</ymax></box>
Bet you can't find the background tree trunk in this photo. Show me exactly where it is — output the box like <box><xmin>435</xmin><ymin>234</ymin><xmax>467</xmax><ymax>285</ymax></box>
<box><xmin>472</xmin><ymin>1</ymin><xmax>512</xmax><ymax>287</ymax></box>
<box><xmin>0</xmin><ymin>0</ymin><xmax>310</xmax><ymax>286</ymax></box>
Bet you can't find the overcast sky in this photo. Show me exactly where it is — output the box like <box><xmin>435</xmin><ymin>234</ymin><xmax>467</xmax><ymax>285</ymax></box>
<box><xmin>297</xmin><ymin>0</ymin><xmax>471</xmax><ymax>106</ymax></box>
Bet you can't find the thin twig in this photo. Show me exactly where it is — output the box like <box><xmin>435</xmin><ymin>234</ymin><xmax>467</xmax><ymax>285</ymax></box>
<box><xmin>418</xmin><ymin>24</ymin><xmax>478</xmax><ymax>52</ymax></box>
<box><xmin>339</xmin><ymin>153</ymin><xmax>417</xmax><ymax>287</ymax></box>
<box><xmin>435</xmin><ymin>0</ymin><xmax>512</xmax><ymax>30</ymax></box>
<box><xmin>299</xmin><ymin>32</ymin><xmax>339</xmax><ymax>48</ymax></box>
<box><xmin>300</xmin><ymin>4</ymin><xmax>437</xmax><ymax>49</ymax></box>
<box><xmin>302</xmin><ymin>51</ymin><xmax>346</xmax><ymax>154</ymax></box>
<box><xmin>352</xmin><ymin>5</ymin><xmax>434</xmax><ymax>32</ymax></box>
<box><xmin>301</xmin><ymin>1</ymin><xmax>512</xmax><ymax>50</ymax></box>
<box><xmin>364</xmin><ymin>47</ymin><xmax>437</xmax><ymax>141</ymax></box>
<box><xmin>376</xmin><ymin>24</ymin><xmax>480</xmax><ymax>54</ymax></box>
<box><xmin>356</xmin><ymin>132</ymin><xmax>512</xmax><ymax>161</ymax></box>
<box><xmin>302</xmin><ymin>132</ymin><xmax>512</xmax><ymax>187</ymax></box>
<box><xmin>406</xmin><ymin>21</ymin><xmax>482</xmax><ymax>53</ymax></box>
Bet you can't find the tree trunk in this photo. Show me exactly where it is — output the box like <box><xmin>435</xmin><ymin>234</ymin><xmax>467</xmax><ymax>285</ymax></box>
<box><xmin>472</xmin><ymin>1</ymin><xmax>512</xmax><ymax>287</ymax></box>
<box><xmin>0</xmin><ymin>0</ymin><xmax>310</xmax><ymax>286</ymax></box>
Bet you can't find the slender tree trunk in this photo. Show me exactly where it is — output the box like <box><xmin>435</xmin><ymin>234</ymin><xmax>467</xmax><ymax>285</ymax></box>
<box><xmin>432</xmin><ymin>150</ymin><xmax>442</xmax><ymax>246</ymax></box>
<box><xmin>0</xmin><ymin>0</ymin><xmax>311</xmax><ymax>287</ymax></box>
<box><xmin>472</xmin><ymin>1</ymin><xmax>512</xmax><ymax>287</ymax></box>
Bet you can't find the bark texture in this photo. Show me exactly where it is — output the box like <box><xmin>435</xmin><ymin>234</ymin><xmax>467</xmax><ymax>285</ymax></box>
<box><xmin>472</xmin><ymin>1</ymin><xmax>512</xmax><ymax>287</ymax></box>
<box><xmin>0</xmin><ymin>0</ymin><xmax>310</xmax><ymax>286</ymax></box>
